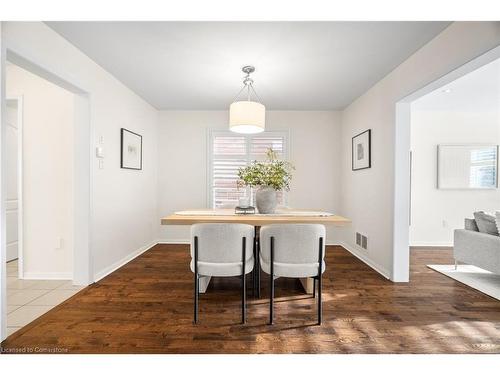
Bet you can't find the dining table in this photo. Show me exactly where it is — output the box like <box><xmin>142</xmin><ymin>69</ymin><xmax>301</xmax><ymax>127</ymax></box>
<box><xmin>161</xmin><ymin>208</ymin><xmax>351</xmax><ymax>294</ymax></box>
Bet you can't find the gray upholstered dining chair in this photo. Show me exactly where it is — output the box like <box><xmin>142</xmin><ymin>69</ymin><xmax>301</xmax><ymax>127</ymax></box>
<box><xmin>259</xmin><ymin>224</ymin><xmax>326</xmax><ymax>325</ymax></box>
<box><xmin>190</xmin><ymin>223</ymin><xmax>255</xmax><ymax>324</ymax></box>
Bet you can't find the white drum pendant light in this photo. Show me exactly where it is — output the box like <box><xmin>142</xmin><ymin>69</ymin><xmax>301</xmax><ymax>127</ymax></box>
<box><xmin>229</xmin><ymin>66</ymin><xmax>265</xmax><ymax>134</ymax></box>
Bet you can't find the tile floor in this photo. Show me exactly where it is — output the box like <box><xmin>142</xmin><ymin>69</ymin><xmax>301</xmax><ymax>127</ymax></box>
<box><xmin>6</xmin><ymin>260</ymin><xmax>84</xmax><ymax>337</ymax></box>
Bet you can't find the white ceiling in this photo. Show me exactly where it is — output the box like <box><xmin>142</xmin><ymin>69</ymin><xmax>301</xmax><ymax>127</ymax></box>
<box><xmin>413</xmin><ymin>58</ymin><xmax>500</xmax><ymax>112</ymax></box>
<box><xmin>47</xmin><ymin>21</ymin><xmax>449</xmax><ymax>110</ymax></box>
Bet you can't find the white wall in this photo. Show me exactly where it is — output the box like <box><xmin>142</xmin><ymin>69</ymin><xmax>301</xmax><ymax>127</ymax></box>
<box><xmin>6</xmin><ymin>64</ymin><xmax>75</xmax><ymax>278</ymax></box>
<box><xmin>410</xmin><ymin>109</ymin><xmax>500</xmax><ymax>246</ymax></box>
<box><xmin>339</xmin><ymin>22</ymin><xmax>500</xmax><ymax>280</ymax></box>
<box><xmin>2</xmin><ymin>22</ymin><xmax>159</xmax><ymax>281</ymax></box>
<box><xmin>157</xmin><ymin>110</ymin><xmax>343</xmax><ymax>244</ymax></box>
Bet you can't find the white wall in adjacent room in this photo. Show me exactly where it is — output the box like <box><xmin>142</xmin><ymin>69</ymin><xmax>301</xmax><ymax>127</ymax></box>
<box><xmin>3</xmin><ymin>22</ymin><xmax>159</xmax><ymax>281</ymax></box>
<box><xmin>7</xmin><ymin>64</ymin><xmax>74</xmax><ymax>278</ymax></box>
<box><xmin>410</xmin><ymin>59</ymin><xmax>500</xmax><ymax>246</ymax></box>
<box><xmin>157</xmin><ymin>110</ymin><xmax>343</xmax><ymax>243</ymax></box>
<box><xmin>410</xmin><ymin>110</ymin><xmax>500</xmax><ymax>246</ymax></box>
<box><xmin>339</xmin><ymin>22</ymin><xmax>500</xmax><ymax>280</ymax></box>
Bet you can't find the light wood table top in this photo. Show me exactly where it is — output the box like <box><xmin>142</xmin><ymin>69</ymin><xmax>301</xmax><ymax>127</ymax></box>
<box><xmin>161</xmin><ymin>209</ymin><xmax>351</xmax><ymax>226</ymax></box>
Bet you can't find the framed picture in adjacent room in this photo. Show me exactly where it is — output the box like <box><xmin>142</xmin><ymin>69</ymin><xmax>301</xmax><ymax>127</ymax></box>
<box><xmin>120</xmin><ymin>128</ymin><xmax>142</xmax><ymax>170</ymax></box>
<box><xmin>352</xmin><ymin>129</ymin><xmax>371</xmax><ymax>171</ymax></box>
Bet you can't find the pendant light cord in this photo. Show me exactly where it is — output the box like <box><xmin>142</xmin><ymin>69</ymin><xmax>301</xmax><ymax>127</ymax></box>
<box><xmin>231</xmin><ymin>84</ymin><xmax>248</xmax><ymax>103</ymax></box>
<box><xmin>231</xmin><ymin>69</ymin><xmax>263</xmax><ymax>104</ymax></box>
<box><xmin>248</xmin><ymin>83</ymin><xmax>262</xmax><ymax>103</ymax></box>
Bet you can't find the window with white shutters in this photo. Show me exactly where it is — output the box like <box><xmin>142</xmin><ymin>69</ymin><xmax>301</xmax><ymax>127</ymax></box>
<box><xmin>209</xmin><ymin>131</ymin><xmax>288</xmax><ymax>208</ymax></box>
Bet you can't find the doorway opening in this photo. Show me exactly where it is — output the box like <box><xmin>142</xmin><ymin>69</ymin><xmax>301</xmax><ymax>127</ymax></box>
<box><xmin>5</xmin><ymin>61</ymin><xmax>79</xmax><ymax>337</ymax></box>
<box><xmin>1</xmin><ymin>51</ymin><xmax>92</xmax><ymax>340</ymax></box>
<box><xmin>393</xmin><ymin>45</ymin><xmax>500</xmax><ymax>282</ymax></box>
<box><xmin>410</xmin><ymin>59</ymin><xmax>499</xmax><ymax>247</ymax></box>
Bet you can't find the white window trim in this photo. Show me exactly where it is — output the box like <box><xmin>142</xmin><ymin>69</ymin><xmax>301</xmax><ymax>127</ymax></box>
<box><xmin>206</xmin><ymin>129</ymin><xmax>290</xmax><ymax>209</ymax></box>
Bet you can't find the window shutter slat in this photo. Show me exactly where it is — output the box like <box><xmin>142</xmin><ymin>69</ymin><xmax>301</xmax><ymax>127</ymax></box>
<box><xmin>213</xmin><ymin>136</ymin><xmax>246</xmax><ymax>156</ymax></box>
<box><xmin>250</xmin><ymin>135</ymin><xmax>285</xmax><ymax>159</ymax></box>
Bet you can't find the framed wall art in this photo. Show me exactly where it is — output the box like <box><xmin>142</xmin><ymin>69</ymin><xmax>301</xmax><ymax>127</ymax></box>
<box><xmin>120</xmin><ymin>128</ymin><xmax>142</xmax><ymax>170</ymax></box>
<box><xmin>352</xmin><ymin>129</ymin><xmax>371</xmax><ymax>171</ymax></box>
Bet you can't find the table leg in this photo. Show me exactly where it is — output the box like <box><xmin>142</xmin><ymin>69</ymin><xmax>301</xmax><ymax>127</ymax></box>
<box><xmin>198</xmin><ymin>275</ymin><xmax>211</xmax><ymax>293</ymax></box>
<box><xmin>300</xmin><ymin>277</ymin><xmax>314</xmax><ymax>294</ymax></box>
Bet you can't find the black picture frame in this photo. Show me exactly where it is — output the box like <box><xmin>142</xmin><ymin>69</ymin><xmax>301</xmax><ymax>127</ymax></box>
<box><xmin>120</xmin><ymin>128</ymin><xmax>143</xmax><ymax>170</ymax></box>
<box><xmin>352</xmin><ymin>129</ymin><xmax>371</xmax><ymax>171</ymax></box>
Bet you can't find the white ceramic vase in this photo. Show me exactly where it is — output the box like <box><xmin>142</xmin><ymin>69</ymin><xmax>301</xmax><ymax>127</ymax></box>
<box><xmin>255</xmin><ymin>186</ymin><xmax>277</xmax><ymax>214</ymax></box>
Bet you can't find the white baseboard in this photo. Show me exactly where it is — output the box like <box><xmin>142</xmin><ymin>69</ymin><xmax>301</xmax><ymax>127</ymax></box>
<box><xmin>94</xmin><ymin>240</ymin><xmax>158</xmax><ymax>282</ymax></box>
<box><xmin>327</xmin><ymin>242</ymin><xmax>342</xmax><ymax>246</ymax></box>
<box><xmin>157</xmin><ymin>239</ymin><xmax>190</xmax><ymax>245</ymax></box>
<box><xmin>410</xmin><ymin>242</ymin><xmax>453</xmax><ymax>247</ymax></box>
<box><xmin>338</xmin><ymin>241</ymin><xmax>391</xmax><ymax>280</ymax></box>
<box><xmin>23</xmin><ymin>272</ymin><xmax>72</xmax><ymax>280</ymax></box>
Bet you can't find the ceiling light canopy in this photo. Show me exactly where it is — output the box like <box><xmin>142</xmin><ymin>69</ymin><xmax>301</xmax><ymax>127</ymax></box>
<box><xmin>229</xmin><ymin>66</ymin><xmax>265</xmax><ymax>134</ymax></box>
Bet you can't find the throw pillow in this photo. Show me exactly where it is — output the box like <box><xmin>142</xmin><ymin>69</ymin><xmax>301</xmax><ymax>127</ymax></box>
<box><xmin>496</xmin><ymin>211</ymin><xmax>500</xmax><ymax>235</ymax></box>
<box><xmin>474</xmin><ymin>211</ymin><xmax>499</xmax><ymax>236</ymax></box>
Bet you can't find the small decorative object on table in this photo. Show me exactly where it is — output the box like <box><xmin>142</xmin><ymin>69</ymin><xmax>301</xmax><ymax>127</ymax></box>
<box><xmin>239</xmin><ymin>197</ymin><xmax>250</xmax><ymax>208</ymax></box>
<box><xmin>237</xmin><ymin>149</ymin><xmax>294</xmax><ymax>214</ymax></box>
<box><xmin>235</xmin><ymin>206</ymin><xmax>256</xmax><ymax>215</ymax></box>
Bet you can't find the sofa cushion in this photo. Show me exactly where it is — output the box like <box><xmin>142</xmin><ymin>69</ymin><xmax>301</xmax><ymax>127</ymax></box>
<box><xmin>464</xmin><ymin>218</ymin><xmax>479</xmax><ymax>232</ymax></box>
<box><xmin>496</xmin><ymin>211</ymin><xmax>500</xmax><ymax>234</ymax></box>
<box><xmin>473</xmin><ymin>211</ymin><xmax>499</xmax><ymax>236</ymax></box>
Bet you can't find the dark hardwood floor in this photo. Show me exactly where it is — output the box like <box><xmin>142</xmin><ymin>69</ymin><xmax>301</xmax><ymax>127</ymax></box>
<box><xmin>2</xmin><ymin>244</ymin><xmax>500</xmax><ymax>353</ymax></box>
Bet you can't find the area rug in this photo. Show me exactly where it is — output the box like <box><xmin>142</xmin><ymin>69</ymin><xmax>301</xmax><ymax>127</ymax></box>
<box><xmin>427</xmin><ymin>264</ymin><xmax>500</xmax><ymax>300</ymax></box>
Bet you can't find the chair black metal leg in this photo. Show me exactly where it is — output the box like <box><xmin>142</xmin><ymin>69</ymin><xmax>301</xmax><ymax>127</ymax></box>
<box><xmin>252</xmin><ymin>266</ymin><xmax>255</xmax><ymax>298</ymax></box>
<box><xmin>256</xmin><ymin>243</ymin><xmax>260</xmax><ymax>298</ymax></box>
<box><xmin>318</xmin><ymin>237</ymin><xmax>323</xmax><ymax>325</ymax></box>
<box><xmin>318</xmin><ymin>274</ymin><xmax>322</xmax><ymax>325</ymax></box>
<box><xmin>269</xmin><ymin>236</ymin><xmax>274</xmax><ymax>325</ymax></box>
<box><xmin>242</xmin><ymin>237</ymin><xmax>246</xmax><ymax>324</ymax></box>
<box><xmin>257</xmin><ymin>232</ymin><xmax>262</xmax><ymax>299</ymax></box>
<box><xmin>256</xmin><ymin>227</ymin><xmax>261</xmax><ymax>298</ymax></box>
<box><xmin>252</xmin><ymin>237</ymin><xmax>256</xmax><ymax>297</ymax></box>
<box><xmin>312</xmin><ymin>277</ymin><xmax>316</xmax><ymax>298</ymax></box>
<box><xmin>194</xmin><ymin>236</ymin><xmax>199</xmax><ymax>324</ymax></box>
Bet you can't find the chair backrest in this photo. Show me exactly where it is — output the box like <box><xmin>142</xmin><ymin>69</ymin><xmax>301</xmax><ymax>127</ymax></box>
<box><xmin>260</xmin><ymin>224</ymin><xmax>326</xmax><ymax>264</ymax></box>
<box><xmin>191</xmin><ymin>223</ymin><xmax>254</xmax><ymax>263</ymax></box>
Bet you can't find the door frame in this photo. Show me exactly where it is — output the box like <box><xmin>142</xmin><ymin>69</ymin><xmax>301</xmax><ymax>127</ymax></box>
<box><xmin>5</xmin><ymin>96</ymin><xmax>23</xmax><ymax>277</ymax></box>
<box><xmin>392</xmin><ymin>44</ymin><xmax>500</xmax><ymax>282</ymax></box>
<box><xmin>1</xmin><ymin>46</ymin><xmax>93</xmax><ymax>340</ymax></box>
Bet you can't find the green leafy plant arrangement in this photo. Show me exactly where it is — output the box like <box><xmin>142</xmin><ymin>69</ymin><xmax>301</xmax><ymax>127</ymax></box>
<box><xmin>237</xmin><ymin>149</ymin><xmax>295</xmax><ymax>191</ymax></box>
